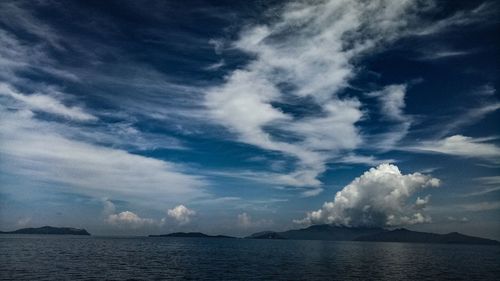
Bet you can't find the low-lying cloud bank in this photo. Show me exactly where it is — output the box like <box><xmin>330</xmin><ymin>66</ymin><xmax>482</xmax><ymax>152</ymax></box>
<box><xmin>106</xmin><ymin>211</ymin><xmax>155</xmax><ymax>229</ymax></box>
<box><xmin>103</xmin><ymin>201</ymin><xmax>197</xmax><ymax>228</ymax></box>
<box><xmin>295</xmin><ymin>164</ymin><xmax>440</xmax><ymax>227</ymax></box>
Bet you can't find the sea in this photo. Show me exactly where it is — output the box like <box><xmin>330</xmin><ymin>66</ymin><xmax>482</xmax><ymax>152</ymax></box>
<box><xmin>1</xmin><ymin>235</ymin><xmax>499</xmax><ymax>280</ymax></box>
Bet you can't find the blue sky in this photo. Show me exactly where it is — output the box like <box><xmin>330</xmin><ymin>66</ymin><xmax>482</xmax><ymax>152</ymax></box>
<box><xmin>0</xmin><ymin>0</ymin><xmax>499</xmax><ymax>239</ymax></box>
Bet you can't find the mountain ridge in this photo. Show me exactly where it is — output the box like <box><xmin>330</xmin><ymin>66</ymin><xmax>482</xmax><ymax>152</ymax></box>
<box><xmin>246</xmin><ymin>224</ymin><xmax>384</xmax><ymax>241</ymax></box>
<box><xmin>245</xmin><ymin>224</ymin><xmax>499</xmax><ymax>245</ymax></box>
<box><xmin>0</xmin><ymin>226</ymin><xmax>91</xmax><ymax>235</ymax></box>
<box><xmin>355</xmin><ymin>228</ymin><xmax>499</xmax><ymax>245</ymax></box>
<box><xmin>149</xmin><ymin>232</ymin><xmax>235</xmax><ymax>238</ymax></box>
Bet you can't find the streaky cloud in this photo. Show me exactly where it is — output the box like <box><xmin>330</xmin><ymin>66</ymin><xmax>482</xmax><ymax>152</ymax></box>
<box><xmin>410</xmin><ymin>135</ymin><xmax>500</xmax><ymax>162</ymax></box>
<box><xmin>0</xmin><ymin>83</ymin><xmax>97</xmax><ymax>121</ymax></box>
<box><xmin>0</xmin><ymin>107</ymin><xmax>208</xmax><ymax>206</ymax></box>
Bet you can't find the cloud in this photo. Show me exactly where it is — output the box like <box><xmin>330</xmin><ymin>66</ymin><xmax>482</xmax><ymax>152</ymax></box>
<box><xmin>338</xmin><ymin>154</ymin><xmax>396</xmax><ymax>166</ymax></box>
<box><xmin>0</xmin><ymin>19</ymin><xmax>78</xmax><ymax>82</ymax></box>
<box><xmin>102</xmin><ymin>199</ymin><xmax>117</xmax><ymax>215</ymax></box>
<box><xmin>295</xmin><ymin>164</ymin><xmax>440</xmax><ymax>227</ymax></box>
<box><xmin>0</xmin><ymin>1</ymin><xmax>207</xmax><ymax>128</ymax></box>
<box><xmin>204</xmin><ymin>59</ymin><xmax>225</xmax><ymax>70</ymax></box>
<box><xmin>106</xmin><ymin>211</ymin><xmax>155</xmax><ymax>228</ymax></box>
<box><xmin>433</xmin><ymin>85</ymin><xmax>500</xmax><ymax>138</ymax></box>
<box><xmin>460</xmin><ymin>176</ymin><xmax>500</xmax><ymax>197</ymax></box>
<box><xmin>205</xmin><ymin>0</ymin><xmax>428</xmax><ymax>191</ymax></box>
<box><xmin>414</xmin><ymin>1</ymin><xmax>497</xmax><ymax>36</ymax></box>
<box><xmin>237</xmin><ymin>212</ymin><xmax>252</xmax><ymax>228</ymax></box>
<box><xmin>16</xmin><ymin>217</ymin><xmax>32</xmax><ymax>227</ymax></box>
<box><xmin>167</xmin><ymin>205</ymin><xmax>196</xmax><ymax>225</ymax></box>
<box><xmin>208</xmin><ymin>38</ymin><xmax>224</xmax><ymax>55</ymax></box>
<box><xmin>237</xmin><ymin>212</ymin><xmax>273</xmax><ymax>229</ymax></box>
<box><xmin>0</xmin><ymin>83</ymin><xmax>97</xmax><ymax>121</ymax></box>
<box><xmin>447</xmin><ymin>216</ymin><xmax>469</xmax><ymax>223</ymax></box>
<box><xmin>0</xmin><ymin>107</ymin><xmax>207</xmax><ymax>206</ymax></box>
<box><xmin>369</xmin><ymin>85</ymin><xmax>409</xmax><ymax>122</ymax></box>
<box><xmin>414</xmin><ymin>195</ymin><xmax>431</xmax><ymax>210</ymax></box>
<box><xmin>417</xmin><ymin>50</ymin><xmax>471</xmax><ymax>60</ymax></box>
<box><xmin>446</xmin><ymin>102</ymin><xmax>500</xmax><ymax>133</ymax></box>
<box><xmin>102</xmin><ymin>200</ymin><xmax>199</xmax><ymax>228</ymax></box>
<box><xmin>205</xmin><ymin>169</ymin><xmax>323</xmax><ymax>195</ymax></box>
<box><xmin>0</xmin><ymin>1</ymin><xmax>64</xmax><ymax>50</ymax></box>
<box><xmin>103</xmin><ymin>199</ymin><xmax>156</xmax><ymax>228</ymax></box>
<box><xmin>476</xmin><ymin>176</ymin><xmax>500</xmax><ymax>185</ymax></box>
<box><xmin>367</xmin><ymin>84</ymin><xmax>412</xmax><ymax>150</ymax></box>
<box><xmin>205</xmin><ymin>0</ymin><xmax>486</xmax><ymax>189</ymax></box>
<box><xmin>460</xmin><ymin>201</ymin><xmax>500</xmax><ymax>212</ymax></box>
<box><xmin>411</xmin><ymin>135</ymin><xmax>500</xmax><ymax>161</ymax></box>
<box><xmin>2</xmin><ymin>0</ymin><xmax>491</xmax><ymax>200</ymax></box>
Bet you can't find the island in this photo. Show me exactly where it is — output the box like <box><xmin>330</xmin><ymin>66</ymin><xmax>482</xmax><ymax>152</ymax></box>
<box><xmin>245</xmin><ymin>224</ymin><xmax>499</xmax><ymax>245</ymax></box>
<box><xmin>246</xmin><ymin>224</ymin><xmax>384</xmax><ymax>241</ymax></box>
<box><xmin>354</xmin><ymin>228</ymin><xmax>500</xmax><ymax>245</ymax></box>
<box><xmin>149</xmin><ymin>232</ymin><xmax>235</xmax><ymax>239</ymax></box>
<box><xmin>0</xmin><ymin>226</ymin><xmax>91</xmax><ymax>235</ymax></box>
<box><xmin>247</xmin><ymin>231</ymin><xmax>287</xmax><ymax>239</ymax></box>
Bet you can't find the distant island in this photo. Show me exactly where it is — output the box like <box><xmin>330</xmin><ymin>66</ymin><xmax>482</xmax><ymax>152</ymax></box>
<box><xmin>246</xmin><ymin>224</ymin><xmax>384</xmax><ymax>241</ymax></box>
<box><xmin>148</xmin><ymin>225</ymin><xmax>498</xmax><ymax>245</ymax></box>
<box><xmin>247</xmin><ymin>231</ymin><xmax>287</xmax><ymax>239</ymax></box>
<box><xmin>0</xmin><ymin>226</ymin><xmax>91</xmax><ymax>235</ymax></box>
<box><xmin>244</xmin><ymin>224</ymin><xmax>499</xmax><ymax>245</ymax></box>
<box><xmin>149</xmin><ymin>232</ymin><xmax>235</xmax><ymax>239</ymax></box>
<box><xmin>354</xmin><ymin>228</ymin><xmax>499</xmax><ymax>245</ymax></box>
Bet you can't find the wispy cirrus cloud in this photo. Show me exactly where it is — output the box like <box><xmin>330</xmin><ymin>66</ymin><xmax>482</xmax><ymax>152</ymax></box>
<box><xmin>437</xmin><ymin>85</ymin><xmax>500</xmax><ymax>138</ymax></box>
<box><xmin>0</xmin><ymin>0</ymin><xmax>498</xmax><ymax>237</ymax></box>
<box><xmin>414</xmin><ymin>1</ymin><xmax>498</xmax><ymax>36</ymax></box>
<box><xmin>206</xmin><ymin>0</ymin><xmax>459</xmax><ymax>193</ymax></box>
<box><xmin>410</xmin><ymin>135</ymin><xmax>500</xmax><ymax>162</ymax></box>
<box><xmin>459</xmin><ymin>176</ymin><xmax>500</xmax><ymax>197</ymax></box>
<box><xmin>0</xmin><ymin>106</ymin><xmax>208</xmax><ymax>206</ymax></box>
<box><xmin>417</xmin><ymin>49</ymin><xmax>472</xmax><ymax>60</ymax></box>
<box><xmin>0</xmin><ymin>83</ymin><xmax>97</xmax><ymax>121</ymax></box>
<box><xmin>0</xmin><ymin>1</ymin><xmax>207</xmax><ymax>209</ymax></box>
<box><xmin>0</xmin><ymin>1</ymin><xmax>65</xmax><ymax>50</ymax></box>
<box><xmin>366</xmin><ymin>84</ymin><xmax>413</xmax><ymax>150</ymax></box>
<box><xmin>460</xmin><ymin>201</ymin><xmax>500</xmax><ymax>212</ymax></box>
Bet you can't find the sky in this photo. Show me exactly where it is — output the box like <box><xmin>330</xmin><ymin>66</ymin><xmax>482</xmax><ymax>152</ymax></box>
<box><xmin>0</xmin><ymin>0</ymin><xmax>499</xmax><ymax>239</ymax></box>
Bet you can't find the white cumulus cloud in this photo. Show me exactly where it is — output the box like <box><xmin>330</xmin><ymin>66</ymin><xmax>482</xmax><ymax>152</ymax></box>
<box><xmin>103</xmin><ymin>201</ymin><xmax>155</xmax><ymax>229</ymax></box>
<box><xmin>414</xmin><ymin>195</ymin><xmax>431</xmax><ymax>210</ymax></box>
<box><xmin>295</xmin><ymin>164</ymin><xmax>440</xmax><ymax>227</ymax></box>
<box><xmin>106</xmin><ymin>211</ymin><xmax>155</xmax><ymax>228</ymax></box>
<box><xmin>167</xmin><ymin>205</ymin><xmax>196</xmax><ymax>225</ymax></box>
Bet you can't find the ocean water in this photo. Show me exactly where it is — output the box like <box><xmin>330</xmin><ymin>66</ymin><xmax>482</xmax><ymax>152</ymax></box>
<box><xmin>1</xmin><ymin>235</ymin><xmax>499</xmax><ymax>280</ymax></box>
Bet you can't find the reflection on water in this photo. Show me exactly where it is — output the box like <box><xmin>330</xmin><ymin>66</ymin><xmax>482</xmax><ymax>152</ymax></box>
<box><xmin>1</xmin><ymin>235</ymin><xmax>499</xmax><ymax>280</ymax></box>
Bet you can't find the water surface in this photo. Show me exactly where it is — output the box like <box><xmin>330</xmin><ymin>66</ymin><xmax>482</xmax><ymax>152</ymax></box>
<box><xmin>1</xmin><ymin>235</ymin><xmax>499</xmax><ymax>280</ymax></box>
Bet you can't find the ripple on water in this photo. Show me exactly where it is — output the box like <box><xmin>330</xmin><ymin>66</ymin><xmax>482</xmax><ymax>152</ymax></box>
<box><xmin>1</xmin><ymin>235</ymin><xmax>499</xmax><ymax>280</ymax></box>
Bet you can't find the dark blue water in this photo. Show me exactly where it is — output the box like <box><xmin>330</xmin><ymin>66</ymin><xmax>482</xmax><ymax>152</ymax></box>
<box><xmin>1</xmin><ymin>235</ymin><xmax>499</xmax><ymax>280</ymax></box>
